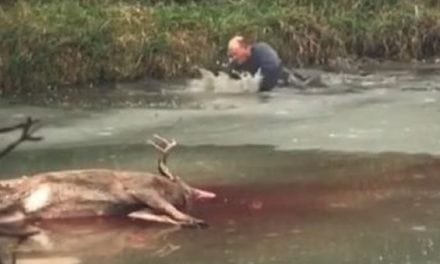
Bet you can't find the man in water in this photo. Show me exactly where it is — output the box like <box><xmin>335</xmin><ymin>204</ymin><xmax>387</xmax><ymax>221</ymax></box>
<box><xmin>225</xmin><ymin>35</ymin><xmax>320</xmax><ymax>91</ymax></box>
<box><xmin>227</xmin><ymin>36</ymin><xmax>282</xmax><ymax>92</ymax></box>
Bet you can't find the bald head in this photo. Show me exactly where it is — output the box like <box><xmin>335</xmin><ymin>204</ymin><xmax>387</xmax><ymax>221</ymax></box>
<box><xmin>227</xmin><ymin>35</ymin><xmax>251</xmax><ymax>64</ymax></box>
<box><xmin>228</xmin><ymin>36</ymin><xmax>245</xmax><ymax>51</ymax></box>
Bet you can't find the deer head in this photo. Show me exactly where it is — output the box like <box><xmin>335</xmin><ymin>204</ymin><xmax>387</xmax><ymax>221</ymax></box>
<box><xmin>149</xmin><ymin>135</ymin><xmax>216</xmax><ymax>201</ymax></box>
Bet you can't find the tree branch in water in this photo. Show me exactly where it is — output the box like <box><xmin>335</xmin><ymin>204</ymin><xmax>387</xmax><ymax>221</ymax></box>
<box><xmin>0</xmin><ymin>117</ymin><xmax>43</xmax><ymax>159</ymax></box>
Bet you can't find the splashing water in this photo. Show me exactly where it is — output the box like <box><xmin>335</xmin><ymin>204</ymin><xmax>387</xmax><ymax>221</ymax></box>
<box><xmin>186</xmin><ymin>67</ymin><xmax>404</xmax><ymax>95</ymax></box>
<box><xmin>187</xmin><ymin>68</ymin><xmax>262</xmax><ymax>94</ymax></box>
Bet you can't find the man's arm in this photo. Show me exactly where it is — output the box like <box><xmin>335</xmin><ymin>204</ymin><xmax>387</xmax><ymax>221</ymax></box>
<box><xmin>258</xmin><ymin>65</ymin><xmax>282</xmax><ymax>91</ymax></box>
<box><xmin>215</xmin><ymin>60</ymin><xmax>243</xmax><ymax>79</ymax></box>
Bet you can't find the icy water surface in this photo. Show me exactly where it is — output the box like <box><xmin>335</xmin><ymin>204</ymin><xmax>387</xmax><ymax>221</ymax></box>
<box><xmin>2</xmin><ymin>146</ymin><xmax>440</xmax><ymax>264</ymax></box>
<box><xmin>1</xmin><ymin>67</ymin><xmax>440</xmax><ymax>264</ymax></box>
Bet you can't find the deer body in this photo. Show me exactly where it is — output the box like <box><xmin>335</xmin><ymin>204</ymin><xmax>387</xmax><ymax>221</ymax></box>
<box><xmin>0</xmin><ymin>136</ymin><xmax>215</xmax><ymax>231</ymax></box>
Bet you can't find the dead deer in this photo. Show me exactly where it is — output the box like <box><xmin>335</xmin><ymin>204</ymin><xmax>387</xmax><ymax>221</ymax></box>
<box><xmin>0</xmin><ymin>135</ymin><xmax>216</xmax><ymax>233</ymax></box>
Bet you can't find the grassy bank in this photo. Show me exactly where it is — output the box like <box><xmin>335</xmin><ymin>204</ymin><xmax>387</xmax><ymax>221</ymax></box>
<box><xmin>1</xmin><ymin>0</ymin><xmax>440</xmax><ymax>96</ymax></box>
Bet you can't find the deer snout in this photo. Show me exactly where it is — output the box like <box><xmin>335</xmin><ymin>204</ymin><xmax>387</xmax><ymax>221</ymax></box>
<box><xmin>191</xmin><ymin>187</ymin><xmax>216</xmax><ymax>200</ymax></box>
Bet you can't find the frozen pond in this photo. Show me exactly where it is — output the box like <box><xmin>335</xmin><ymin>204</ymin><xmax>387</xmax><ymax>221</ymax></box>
<box><xmin>1</xmin><ymin>67</ymin><xmax>440</xmax><ymax>264</ymax></box>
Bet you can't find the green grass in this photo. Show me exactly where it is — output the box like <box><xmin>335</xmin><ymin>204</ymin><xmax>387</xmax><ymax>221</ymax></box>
<box><xmin>1</xmin><ymin>0</ymin><xmax>440</xmax><ymax>96</ymax></box>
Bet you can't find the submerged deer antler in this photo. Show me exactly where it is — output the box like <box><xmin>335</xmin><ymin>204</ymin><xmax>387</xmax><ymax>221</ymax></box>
<box><xmin>0</xmin><ymin>117</ymin><xmax>42</xmax><ymax>159</ymax></box>
<box><xmin>149</xmin><ymin>134</ymin><xmax>177</xmax><ymax>181</ymax></box>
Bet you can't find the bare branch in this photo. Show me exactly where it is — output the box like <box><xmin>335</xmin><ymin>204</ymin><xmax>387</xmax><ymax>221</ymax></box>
<box><xmin>0</xmin><ymin>117</ymin><xmax>43</xmax><ymax>159</ymax></box>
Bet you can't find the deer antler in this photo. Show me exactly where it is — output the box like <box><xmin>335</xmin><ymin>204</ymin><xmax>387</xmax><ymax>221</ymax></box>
<box><xmin>149</xmin><ymin>134</ymin><xmax>177</xmax><ymax>181</ymax></box>
<box><xmin>0</xmin><ymin>117</ymin><xmax>43</xmax><ymax>159</ymax></box>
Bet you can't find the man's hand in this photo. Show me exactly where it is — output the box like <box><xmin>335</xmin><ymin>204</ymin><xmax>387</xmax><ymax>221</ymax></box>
<box><xmin>215</xmin><ymin>60</ymin><xmax>242</xmax><ymax>80</ymax></box>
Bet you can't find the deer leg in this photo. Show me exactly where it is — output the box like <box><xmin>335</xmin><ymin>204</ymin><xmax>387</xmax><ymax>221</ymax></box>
<box><xmin>0</xmin><ymin>223</ymin><xmax>39</xmax><ymax>238</ymax></box>
<box><xmin>128</xmin><ymin>209</ymin><xmax>180</xmax><ymax>225</ymax></box>
<box><xmin>0</xmin><ymin>204</ymin><xmax>39</xmax><ymax>237</ymax></box>
<box><xmin>129</xmin><ymin>191</ymin><xmax>207</xmax><ymax>228</ymax></box>
<box><xmin>0</xmin><ymin>210</ymin><xmax>25</xmax><ymax>224</ymax></box>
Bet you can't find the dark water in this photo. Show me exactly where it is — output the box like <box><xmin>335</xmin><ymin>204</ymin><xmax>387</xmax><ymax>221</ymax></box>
<box><xmin>2</xmin><ymin>145</ymin><xmax>440</xmax><ymax>264</ymax></box>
